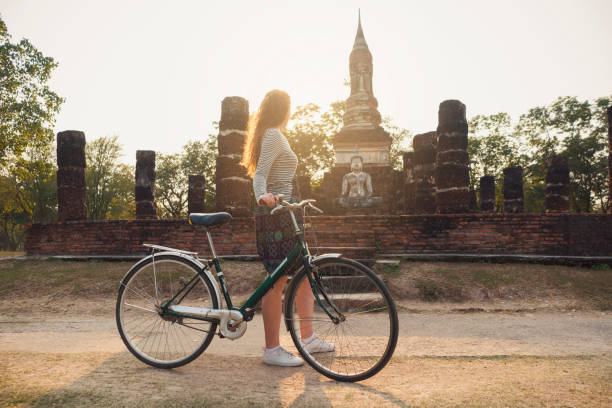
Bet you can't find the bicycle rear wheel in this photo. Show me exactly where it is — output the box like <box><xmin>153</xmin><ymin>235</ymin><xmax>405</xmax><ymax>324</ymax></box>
<box><xmin>116</xmin><ymin>254</ymin><xmax>219</xmax><ymax>368</ymax></box>
<box><xmin>284</xmin><ymin>257</ymin><xmax>399</xmax><ymax>382</ymax></box>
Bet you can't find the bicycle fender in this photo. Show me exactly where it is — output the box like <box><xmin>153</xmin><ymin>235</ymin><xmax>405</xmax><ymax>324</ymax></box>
<box><xmin>282</xmin><ymin>253</ymin><xmax>342</xmax><ymax>332</ymax></box>
<box><xmin>120</xmin><ymin>251</ymin><xmax>222</xmax><ymax>309</ymax></box>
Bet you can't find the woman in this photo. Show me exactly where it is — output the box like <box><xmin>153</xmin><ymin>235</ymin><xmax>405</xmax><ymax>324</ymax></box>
<box><xmin>241</xmin><ymin>89</ymin><xmax>334</xmax><ymax>367</ymax></box>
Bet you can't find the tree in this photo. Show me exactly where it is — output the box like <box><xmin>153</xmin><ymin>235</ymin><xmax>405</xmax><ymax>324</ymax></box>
<box><xmin>181</xmin><ymin>137</ymin><xmax>217</xmax><ymax>210</ymax></box>
<box><xmin>381</xmin><ymin>116</ymin><xmax>412</xmax><ymax>171</ymax></box>
<box><xmin>0</xmin><ymin>16</ymin><xmax>63</xmax><ymax>167</ymax></box>
<box><xmin>285</xmin><ymin>100</ymin><xmax>410</xmax><ymax>182</ymax></box>
<box><xmin>516</xmin><ymin>96</ymin><xmax>610</xmax><ymax>212</ymax></box>
<box><xmin>285</xmin><ymin>102</ymin><xmax>341</xmax><ymax>181</ymax></box>
<box><xmin>156</xmin><ymin>135</ymin><xmax>218</xmax><ymax>219</ymax></box>
<box><xmin>85</xmin><ymin>136</ymin><xmax>134</xmax><ymax>220</ymax></box>
<box><xmin>468</xmin><ymin>113</ymin><xmax>521</xmax><ymax>187</ymax></box>
<box><xmin>0</xmin><ymin>142</ymin><xmax>57</xmax><ymax>250</ymax></box>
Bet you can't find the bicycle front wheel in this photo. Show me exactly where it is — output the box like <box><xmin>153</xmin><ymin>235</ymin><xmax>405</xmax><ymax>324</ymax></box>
<box><xmin>116</xmin><ymin>254</ymin><xmax>219</xmax><ymax>368</ymax></box>
<box><xmin>284</xmin><ymin>257</ymin><xmax>399</xmax><ymax>382</ymax></box>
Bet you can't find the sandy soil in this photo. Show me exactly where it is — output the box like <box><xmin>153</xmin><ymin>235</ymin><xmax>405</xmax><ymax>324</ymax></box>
<box><xmin>1</xmin><ymin>298</ymin><xmax>611</xmax><ymax>407</ymax></box>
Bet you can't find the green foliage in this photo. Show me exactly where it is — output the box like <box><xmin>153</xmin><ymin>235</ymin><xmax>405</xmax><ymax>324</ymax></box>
<box><xmin>156</xmin><ymin>135</ymin><xmax>217</xmax><ymax>219</ymax></box>
<box><xmin>85</xmin><ymin>136</ymin><xmax>134</xmax><ymax>220</ymax></box>
<box><xmin>382</xmin><ymin>117</ymin><xmax>412</xmax><ymax>170</ymax></box>
<box><xmin>285</xmin><ymin>101</ymin><xmax>343</xmax><ymax>182</ymax></box>
<box><xmin>0</xmin><ymin>143</ymin><xmax>57</xmax><ymax>250</ymax></box>
<box><xmin>0</xmin><ymin>16</ymin><xmax>64</xmax><ymax>167</ymax></box>
<box><xmin>468</xmin><ymin>96</ymin><xmax>610</xmax><ymax>213</ymax></box>
<box><xmin>468</xmin><ymin>113</ymin><xmax>521</xmax><ymax>189</ymax></box>
<box><xmin>285</xmin><ymin>100</ymin><xmax>410</xmax><ymax>181</ymax></box>
<box><xmin>516</xmin><ymin>95</ymin><xmax>611</xmax><ymax>213</ymax></box>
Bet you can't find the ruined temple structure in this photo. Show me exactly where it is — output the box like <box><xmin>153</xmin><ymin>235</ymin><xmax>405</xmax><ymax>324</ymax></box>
<box><xmin>607</xmin><ymin>106</ymin><xmax>612</xmax><ymax>213</ymax></box>
<box><xmin>412</xmin><ymin>132</ymin><xmax>437</xmax><ymax>214</ymax></box>
<box><xmin>315</xmin><ymin>12</ymin><xmax>401</xmax><ymax>214</ymax></box>
<box><xmin>188</xmin><ymin>175</ymin><xmax>206</xmax><ymax>214</ymax></box>
<box><xmin>215</xmin><ymin>96</ymin><xmax>253</xmax><ymax>217</ymax></box>
<box><xmin>402</xmin><ymin>151</ymin><xmax>416</xmax><ymax>213</ymax></box>
<box><xmin>479</xmin><ymin>175</ymin><xmax>496</xmax><ymax>212</ymax></box>
<box><xmin>135</xmin><ymin>150</ymin><xmax>157</xmax><ymax>219</ymax></box>
<box><xmin>56</xmin><ymin>130</ymin><xmax>87</xmax><ymax>221</ymax></box>
<box><xmin>545</xmin><ymin>155</ymin><xmax>570</xmax><ymax>212</ymax></box>
<box><xmin>503</xmin><ymin>166</ymin><xmax>524</xmax><ymax>213</ymax></box>
<box><xmin>435</xmin><ymin>100</ymin><xmax>470</xmax><ymax>213</ymax></box>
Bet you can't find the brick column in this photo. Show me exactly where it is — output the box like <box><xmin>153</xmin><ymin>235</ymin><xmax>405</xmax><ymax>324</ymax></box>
<box><xmin>469</xmin><ymin>190</ymin><xmax>478</xmax><ymax>212</ymax></box>
<box><xmin>479</xmin><ymin>175</ymin><xmax>495</xmax><ymax>213</ymax></box>
<box><xmin>135</xmin><ymin>150</ymin><xmax>157</xmax><ymax>219</ymax></box>
<box><xmin>188</xmin><ymin>175</ymin><xmax>205</xmax><ymax>214</ymax></box>
<box><xmin>216</xmin><ymin>96</ymin><xmax>253</xmax><ymax>216</ymax></box>
<box><xmin>607</xmin><ymin>106</ymin><xmax>612</xmax><ymax>214</ymax></box>
<box><xmin>56</xmin><ymin>130</ymin><xmax>87</xmax><ymax>221</ymax></box>
<box><xmin>503</xmin><ymin>166</ymin><xmax>524</xmax><ymax>213</ymax></box>
<box><xmin>413</xmin><ymin>132</ymin><xmax>437</xmax><ymax>214</ymax></box>
<box><xmin>545</xmin><ymin>155</ymin><xmax>569</xmax><ymax>212</ymax></box>
<box><xmin>403</xmin><ymin>151</ymin><xmax>415</xmax><ymax>214</ymax></box>
<box><xmin>435</xmin><ymin>100</ymin><xmax>470</xmax><ymax>213</ymax></box>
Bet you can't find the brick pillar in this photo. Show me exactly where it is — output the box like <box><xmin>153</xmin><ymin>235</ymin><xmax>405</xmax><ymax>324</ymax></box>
<box><xmin>469</xmin><ymin>190</ymin><xmax>478</xmax><ymax>212</ymax></box>
<box><xmin>608</xmin><ymin>106</ymin><xmax>612</xmax><ymax>214</ymax></box>
<box><xmin>545</xmin><ymin>155</ymin><xmax>569</xmax><ymax>213</ymax></box>
<box><xmin>56</xmin><ymin>130</ymin><xmax>87</xmax><ymax>221</ymax></box>
<box><xmin>135</xmin><ymin>150</ymin><xmax>157</xmax><ymax>219</ymax></box>
<box><xmin>403</xmin><ymin>151</ymin><xmax>416</xmax><ymax>214</ymax></box>
<box><xmin>435</xmin><ymin>100</ymin><xmax>470</xmax><ymax>213</ymax></box>
<box><xmin>479</xmin><ymin>175</ymin><xmax>495</xmax><ymax>213</ymax></box>
<box><xmin>413</xmin><ymin>132</ymin><xmax>437</xmax><ymax>214</ymax></box>
<box><xmin>216</xmin><ymin>96</ymin><xmax>253</xmax><ymax>216</ymax></box>
<box><xmin>503</xmin><ymin>166</ymin><xmax>524</xmax><ymax>213</ymax></box>
<box><xmin>188</xmin><ymin>175</ymin><xmax>205</xmax><ymax>214</ymax></box>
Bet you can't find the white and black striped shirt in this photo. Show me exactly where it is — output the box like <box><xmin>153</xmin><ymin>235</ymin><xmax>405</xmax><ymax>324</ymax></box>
<box><xmin>253</xmin><ymin>128</ymin><xmax>298</xmax><ymax>199</ymax></box>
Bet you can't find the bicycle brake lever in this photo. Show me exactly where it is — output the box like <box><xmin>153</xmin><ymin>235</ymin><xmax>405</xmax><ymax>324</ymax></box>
<box><xmin>307</xmin><ymin>203</ymin><xmax>324</xmax><ymax>214</ymax></box>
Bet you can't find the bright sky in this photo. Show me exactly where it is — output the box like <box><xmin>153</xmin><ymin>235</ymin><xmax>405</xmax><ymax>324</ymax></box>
<box><xmin>2</xmin><ymin>0</ymin><xmax>611</xmax><ymax>163</ymax></box>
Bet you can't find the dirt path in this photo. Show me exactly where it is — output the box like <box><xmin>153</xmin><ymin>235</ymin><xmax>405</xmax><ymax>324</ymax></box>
<box><xmin>1</xmin><ymin>309</ymin><xmax>611</xmax><ymax>407</ymax></box>
<box><xmin>1</xmin><ymin>311</ymin><xmax>611</xmax><ymax>357</ymax></box>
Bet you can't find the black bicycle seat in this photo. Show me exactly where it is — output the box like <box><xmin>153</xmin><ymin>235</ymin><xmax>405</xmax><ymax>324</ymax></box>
<box><xmin>189</xmin><ymin>212</ymin><xmax>232</xmax><ymax>227</ymax></box>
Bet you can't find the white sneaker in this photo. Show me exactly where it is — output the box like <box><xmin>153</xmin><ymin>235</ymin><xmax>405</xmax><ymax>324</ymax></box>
<box><xmin>263</xmin><ymin>346</ymin><xmax>304</xmax><ymax>367</ymax></box>
<box><xmin>302</xmin><ymin>336</ymin><xmax>335</xmax><ymax>354</ymax></box>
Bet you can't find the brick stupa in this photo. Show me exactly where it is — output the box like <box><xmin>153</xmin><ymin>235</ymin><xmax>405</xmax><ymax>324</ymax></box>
<box><xmin>317</xmin><ymin>12</ymin><xmax>399</xmax><ymax>214</ymax></box>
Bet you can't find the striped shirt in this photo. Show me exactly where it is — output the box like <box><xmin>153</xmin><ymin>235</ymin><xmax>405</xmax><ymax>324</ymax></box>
<box><xmin>253</xmin><ymin>128</ymin><xmax>298</xmax><ymax>199</ymax></box>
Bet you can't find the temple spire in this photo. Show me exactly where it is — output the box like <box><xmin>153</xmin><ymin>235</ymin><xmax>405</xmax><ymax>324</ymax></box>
<box><xmin>353</xmin><ymin>9</ymin><xmax>368</xmax><ymax>49</ymax></box>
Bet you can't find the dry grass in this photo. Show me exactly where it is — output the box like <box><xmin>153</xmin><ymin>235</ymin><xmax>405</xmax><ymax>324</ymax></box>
<box><xmin>0</xmin><ymin>251</ymin><xmax>25</xmax><ymax>258</ymax></box>
<box><xmin>383</xmin><ymin>261</ymin><xmax>612</xmax><ymax>310</ymax></box>
<box><xmin>0</xmin><ymin>259</ymin><xmax>610</xmax><ymax>314</ymax></box>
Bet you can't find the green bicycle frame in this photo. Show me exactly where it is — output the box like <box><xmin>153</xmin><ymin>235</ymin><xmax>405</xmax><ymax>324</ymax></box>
<box><xmin>161</xmin><ymin>207</ymin><xmax>342</xmax><ymax>325</ymax></box>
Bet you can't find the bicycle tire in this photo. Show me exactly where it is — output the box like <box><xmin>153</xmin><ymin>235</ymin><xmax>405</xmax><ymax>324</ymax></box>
<box><xmin>284</xmin><ymin>257</ymin><xmax>399</xmax><ymax>382</ymax></box>
<box><xmin>116</xmin><ymin>254</ymin><xmax>219</xmax><ymax>369</ymax></box>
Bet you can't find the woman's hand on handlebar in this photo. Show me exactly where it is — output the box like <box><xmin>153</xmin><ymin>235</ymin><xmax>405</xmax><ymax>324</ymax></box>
<box><xmin>257</xmin><ymin>193</ymin><xmax>278</xmax><ymax>207</ymax></box>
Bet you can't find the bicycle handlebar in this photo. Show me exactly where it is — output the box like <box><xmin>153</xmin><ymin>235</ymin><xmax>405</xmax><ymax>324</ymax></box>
<box><xmin>270</xmin><ymin>195</ymin><xmax>324</xmax><ymax>215</ymax></box>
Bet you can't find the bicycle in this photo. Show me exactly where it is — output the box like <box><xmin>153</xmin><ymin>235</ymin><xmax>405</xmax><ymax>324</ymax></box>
<box><xmin>116</xmin><ymin>197</ymin><xmax>399</xmax><ymax>382</ymax></box>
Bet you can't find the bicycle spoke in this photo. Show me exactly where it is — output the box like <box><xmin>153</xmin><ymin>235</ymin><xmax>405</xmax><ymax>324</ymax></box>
<box><xmin>117</xmin><ymin>256</ymin><xmax>218</xmax><ymax>367</ymax></box>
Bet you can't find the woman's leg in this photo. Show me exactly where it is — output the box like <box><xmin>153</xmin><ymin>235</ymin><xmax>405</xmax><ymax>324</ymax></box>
<box><xmin>295</xmin><ymin>278</ymin><xmax>314</xmax><ymax>339</ymax></box>
<box><xmin>262</xmin><ymin>275</ymin><xmax>288</xmax><ymax>349</ymax></box>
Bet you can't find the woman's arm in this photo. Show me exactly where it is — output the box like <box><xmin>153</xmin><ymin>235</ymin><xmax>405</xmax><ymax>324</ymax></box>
<box><xmin>253</xmin><ymin>129</ymin><xmax>282</xmax><ymax>206</ymax></box>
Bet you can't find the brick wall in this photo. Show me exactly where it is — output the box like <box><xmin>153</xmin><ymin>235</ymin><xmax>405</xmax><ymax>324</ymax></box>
<box><xmin>25</xmin><ymin>214</ymin><xmax>612</xmax><ymax>257</ymax></box>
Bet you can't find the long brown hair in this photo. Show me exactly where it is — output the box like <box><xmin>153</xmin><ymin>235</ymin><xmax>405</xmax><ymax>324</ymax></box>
<box><xmin>241</xmin><ymin>89</ymin><xmax>291</xmax><ymax>177</ymax></box>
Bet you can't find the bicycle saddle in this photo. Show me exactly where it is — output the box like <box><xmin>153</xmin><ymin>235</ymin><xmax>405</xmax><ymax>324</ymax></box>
<box><xmin>189</xmin><ymin>212</ymin><xmax>232</xmax><ymax>227</ymax></box>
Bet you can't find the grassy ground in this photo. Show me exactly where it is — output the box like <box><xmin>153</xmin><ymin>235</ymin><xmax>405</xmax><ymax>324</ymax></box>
<box><xmin>0</xmin><ymin>258</ymin><xmax>610</xmax><ymax>311</ymax></box>
<box><xmin>0</xmin><ymin>251</ymin><xmax>25</xmax><ymax>258</ymax></box>
<box><xmin>1</xmin><ymin>258</ymin><xmax>610</xmax><ymax>407</ymax></box>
